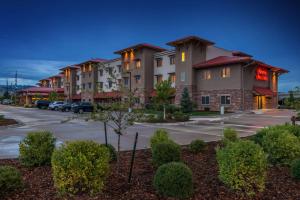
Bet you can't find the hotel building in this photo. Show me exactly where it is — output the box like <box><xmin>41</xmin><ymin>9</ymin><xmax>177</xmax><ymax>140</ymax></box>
<box><xmin>19</xmin><ymin>35</ymin><xmax>288</xmax><ymax>111</ymax></box>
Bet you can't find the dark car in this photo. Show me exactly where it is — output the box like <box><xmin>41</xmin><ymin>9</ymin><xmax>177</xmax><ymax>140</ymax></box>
<box><xmin>59</xmin><ymin>102</ymin><xmax>78</xmax><ymax>112</ymax></box>
<box><xmin>72</xmin><ymin>102</ymin><xmax>94</xmax><ymax>113</ymax></box>
<box><xmin>35</xmin><ymin>100</ymin><xmax>51</xmax><ymax>109</ymax></box>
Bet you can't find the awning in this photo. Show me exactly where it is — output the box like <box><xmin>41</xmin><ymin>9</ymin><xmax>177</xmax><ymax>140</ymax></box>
<box><xmin>253</xmin><ymin>87</ymin><xmax>275</xmax><ymax>96</ymax></box>
<box><xmin>94</xmin><ymin>91</ymin><xmax>122</xmax><ymax>99</ymax></box>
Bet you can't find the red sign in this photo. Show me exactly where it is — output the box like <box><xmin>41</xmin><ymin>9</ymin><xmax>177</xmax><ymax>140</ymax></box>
<box><xmin>256</xmin><ymin>67</ymin><xmax>268</xmax><ymax>81</ymax></box>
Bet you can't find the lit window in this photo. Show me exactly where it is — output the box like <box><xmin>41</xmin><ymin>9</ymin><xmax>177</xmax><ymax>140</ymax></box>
<box><xmin>221</xmin><ymin>67</ymin><xmax>231</xmax><ymax>78</ymax></box>
<box><xmin>88</xmin><ymin>64</ymin><xmax>92</xmax><ymax>71</ymax></box>
<box><xmin>156</xmin><ymin>75</ymin><xmax>163</xmax><ymax>84</ymax></box>
<box><xmin>136</xmin><ymin>60</ymin><xmax>141</xmax><ymax>69</ymax></box>
<box><xmin>169</xmin><ymin>55</ymin><xmax>175</xmax><ymax>65</ymax></box>
<box><xmin>181</xmin><ymin>52</ymin><xmax>185</xmax><ymax>62</ymax></box>
<box><xmin>124</xmin><ymin>62</ymin><xmax>129</xmax><ymax>70</ymax></box>
<box><xmin>221</xmin><ymin>95</ymin><xmax>231</xmax><ymax>105</ymax></box>
<box><xmin>201</xmin><ymin>96</ymin><xmax>210</xmax><ymax>105</ymax></box>
<box><xmin>169</xmin><ymin>73</ymin><xmax>176</xmax><ymax>83</ymax></box>
<box><xmin>203</xmin><ymin>70</ymin><xmax>211</xmax><ymax>80</ymax></box>
<box><xmin>156</xmin><ymin>58</ymin><xmax>162</xmax><ymax>67</ymax></box>
<box><xmin>180</xmin><ymin>72</ymin><xmax>186</xmax><ymax>82</ymax></box>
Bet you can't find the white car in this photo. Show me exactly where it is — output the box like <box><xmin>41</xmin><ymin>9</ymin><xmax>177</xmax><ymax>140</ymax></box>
<box><xmin>48</xmin><ymin>101</ymin><xmax>64</xmax><ymax>110</ymax></box>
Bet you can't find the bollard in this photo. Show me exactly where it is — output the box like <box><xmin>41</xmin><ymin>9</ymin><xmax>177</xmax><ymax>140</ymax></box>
<box><xmin>104</xmin><ymin>122</ymin><xmax>108</xmax><ymax>146</ymax></box>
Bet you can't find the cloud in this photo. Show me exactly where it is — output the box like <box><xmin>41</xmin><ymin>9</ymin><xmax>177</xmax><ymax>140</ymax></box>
<box><xmin>0</xmin><ymin>78</ymin><xmax>37</xmax><ymax>86</ymax></box>
<box><xmin>0</xmin><ymin>59</ymin><xmax>76</xmax><ymax>85</ymax></box>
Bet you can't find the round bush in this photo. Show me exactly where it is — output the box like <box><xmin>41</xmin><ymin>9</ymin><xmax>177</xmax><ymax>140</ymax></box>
<box><xmin>223</xmin><ymin>128</ymin><xmax>238</xmax><ymax>144</ymax></box>
<box><xmin>0</xmin><ymin>166</ymin><xmax>23</xmax><ymax>197</ymax></box>
<box><xmin>262</xmin><ymin>130</ymin><xmax>300</xmax><ymax>165</ymax></box>
<box><xmin>100</xmin><ymin>143</ymin><xmax>117</xmax><ymax>162</ymax></box>
<box><xmin>216</xmin><ymin>140</ymin><xmax>267</xmax><ymax>195</ymax></box>
<box><xmin>189</xmin><ymin>139</ymin><xmax>206</xmax><ymax>154</ymax></box>
<box><xmin>291</xmin><ymin>159</ymin><xmax>300</xmax><ymax>179</ymax></box>
<box><xmin>153</xmin><ymin>162</ymin><xmax>193</xmax><ymax>199</ymax></box>
<box><xmin>150</xmin><ymin>129</ymin><xmax>170</xmax><ymax>149</ymax></box>
<box><xmin>152</xmin><ymin>141</ymin><xmax>181</xmax><ymax>167</ymax></box>
<box><xmin>250</xmin><ymin>127</ymin><xmax>269</xmax><ymax>146</ymax></box>
<box><xmin>19</xmin><ymin>130</ymin><xmax>56</xmax><ymax>167</ymax></box>
<box><xmin>51</xmin><ymin>140</ymin><xmax>110</xmax><ymax>195</ymax></box>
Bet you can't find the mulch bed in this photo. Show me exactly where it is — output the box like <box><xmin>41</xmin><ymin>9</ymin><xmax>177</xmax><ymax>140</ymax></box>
<box><xmin>1</xmin><ymin>142</ymin><xmax>300</xmax><ymax>200</ymax></box>
<box><xmin>0</xmin><ymin>118</ymin><xmax>18</xmax><ymax>126</ymax></box>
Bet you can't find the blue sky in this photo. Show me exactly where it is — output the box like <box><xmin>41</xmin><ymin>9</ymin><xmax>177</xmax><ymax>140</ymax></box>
<box><xmin>0</xmin><ymin>0</ymin><xmax>299</xmax><ymax>91</ymax></box>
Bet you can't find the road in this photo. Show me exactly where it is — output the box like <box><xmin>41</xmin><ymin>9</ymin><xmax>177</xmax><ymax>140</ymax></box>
<box><xmin>0</xmin><ymin>104</ymin><xmax>295</xmax><ymax>158</ymax></box>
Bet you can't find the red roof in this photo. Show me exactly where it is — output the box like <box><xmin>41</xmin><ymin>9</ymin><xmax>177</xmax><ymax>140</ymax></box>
<box><xmin>232</xmin><ymin>51</ymin><xmax>253</xmax><ymax>58</ymax></box>
<box><xmin>255</xmin><ymin>61</ymin><xmax>289</xmax><ymax>73</ymax></box>
<box><xmin>19</xmin><ymin>87</ymin><xmax>64</xmax><ymax>94</ymax></box>
<box><xmin>94</xmin><ymin>91</ymin><xmax>122</xmax><ymax>99</ymax></box>
<box><xmin>59</xmin><ymin>65</ymin><xmax>80</xmax><ymax>71</ymax></box>
<box><xmin>193</xmin><ymin>56</ymin><xmax>252</xmax><ymax>69</ymax></box>
<box><xmin>114</xmin><ymin>43</ymin><xmax>166</xmax><ymax>54</ymax></box>
<box><xmin>167</xmin><ymin>36</ymin><xmax>215</xmax><ymax>47</ymax></box>
<box><xmin>77</xmin><ymin>58</ymin><xmax>108</xmax><ymax>66</ymax></box>
<box><xmin>253</xmin><ymin>87</ymin><xmax>275</xmax><ymax>96</ymax></box>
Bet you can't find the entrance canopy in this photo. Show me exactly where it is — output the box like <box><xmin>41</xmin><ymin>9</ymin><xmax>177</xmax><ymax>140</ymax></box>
<box><xmin>253</xmin><ymin>87</ymin><xmax>274</xmax><ymax>96</ymax></box>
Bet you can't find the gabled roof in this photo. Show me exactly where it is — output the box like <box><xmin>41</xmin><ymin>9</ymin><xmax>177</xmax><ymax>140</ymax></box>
<box><xmin>167</xmin><ymin>35</ymin><xmax>215</xmax><ymax>47</ymax></box>
<box><xmin>232</xmin><ymin>51</ymin><xmax>253</xmax><ymax>58</ymax></box>
<box><xmin>193</xmin><ymin>56</ymin><xmax>252</xmax><ymax>69</ymax></box>
<box><xmin>77</xmin><ymin>58</ymin><xmax>108</xmax><ymax>66</ymax></box>
<box><xmin>49</xmin><ymin>74</ymin><xmax>64</xmax><ymax>79</ymax></box>
<box><xmin>114</xmin><ymin>43</ymin><xmax>166</xmax><ymax>54</ymax></box>
<box><xmin>193</xmin><ymin>56</ymin><xmax>289</xmax><ymax>74</ymax></box>
<box><xmin>253</xmin><ymin>87</ymin><xmax>275</xmax><ymax>96</ymax></box>
<box><xmin>59</xmin><ymin>65</ymin><xmax>80</xmax><ymax>71</ymax></box>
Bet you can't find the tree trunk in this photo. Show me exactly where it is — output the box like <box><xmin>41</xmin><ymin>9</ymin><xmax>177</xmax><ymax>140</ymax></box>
<box><xmin>117</xmin><ymin>134</ymin><xmax>121</xmax><ymax>172</ymax></box>
<box><xmin>163</xmin><ymin>104</ymin><xmax>166</xmax><ymax>120</ymax></box>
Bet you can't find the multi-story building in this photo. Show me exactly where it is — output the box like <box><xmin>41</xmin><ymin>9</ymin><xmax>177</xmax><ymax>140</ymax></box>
<box><xmin>27</xmin><ymin>35</ymin><xmax>288</xmax><ymax>111</ymax></box>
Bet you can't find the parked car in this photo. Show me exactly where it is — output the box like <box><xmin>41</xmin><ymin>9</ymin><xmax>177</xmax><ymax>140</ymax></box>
<box><xmin>59</xmin><ymin>102</ymin><xmax>78</xmax><ymax>112</ymax></box>
<box><xmin>48</xmin><ymin>101</ymin><xmax>64</xmax><ymax>110</ymax></box>
<box><xmin>35</xmin><ymin>100</ymin><xmax>51</xmax><ymax>109</ymax></box>
<box><xmin>72</xmin><ymin>102</ymin><xmax>94</xmax><ymax>113</ymax></box>
<box><xmin>1</xmin><ymin>99</ymin><xmax>12</xmax><ymax>105</ymax></box>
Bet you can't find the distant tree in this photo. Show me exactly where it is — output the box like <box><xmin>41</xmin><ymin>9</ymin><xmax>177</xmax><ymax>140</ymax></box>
<box><xmin>180</xmin><ymin>87</ymin><xmax>193</xmax><ymax>113</ymax></box>
<box><xmin>3</xmin><ymin>91</ymin><xmax>10</xmax><ymax>99</ymax></box>
<box><xmin>154</xmin><ymin>80</ymin><xmax>175</xmax><ymax>119</ymax></box>
<box><xmin>48</xmin><ymin>91</ymin><xmax>58</xmax><ymax>102</ymax></box>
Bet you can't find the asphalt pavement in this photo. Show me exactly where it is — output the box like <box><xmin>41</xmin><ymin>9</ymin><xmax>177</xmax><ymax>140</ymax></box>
<box><xmin>0</xmin><ymin>104</ymin><xmax>295</xmax><ymax>158</ymax></box>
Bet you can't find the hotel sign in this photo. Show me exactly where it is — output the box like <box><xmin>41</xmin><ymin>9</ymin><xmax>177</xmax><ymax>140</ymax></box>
<box><xmin>256</xmin><ymin>66</ymin><xmax>268</xmax><ymax>81</ymax></box>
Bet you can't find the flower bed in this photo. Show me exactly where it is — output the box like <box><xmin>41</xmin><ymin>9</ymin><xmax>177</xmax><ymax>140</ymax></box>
<box><xmin>1</xmin><ymin>141</ymin><xmax>300</xmax><ymax>199</ymax></box>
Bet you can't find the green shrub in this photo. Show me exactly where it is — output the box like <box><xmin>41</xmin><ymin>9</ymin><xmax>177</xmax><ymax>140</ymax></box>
<box><xmin>165</xmin><ymin>104</ymin><xmax>180</xmax><ymax>114</ymax></box>
<box><xmin>223</xmin><ymin>128</ymin><xmax>238</xmax><ymax>144</ymax></box>
<box><xmin>173</xmin><ymin>111</ymin><xmax>190</xmax><ymax>122</ymax></box>
<box><xmin>262</xmin><ymin>130</ymin><xmax>300</xmax><ymax>165</ymax></box>
<box><xmin>19</xmin><ymin>130</ymin><xmax>56</xmax><ymax>167</ymax></box>
<box><xmin>189</xmin><ymin>139</ymin><xmax>206</xmax><ymax>154</ymax></box>
<box><xmin>291</xmin><ymin>159</ymin><xmax>300</xmax><ymax>179</ymax></box>
<box><xmin>0</xmin><ymin>166</ymin><xmax>23</xmax><ymax>197</ymax></box>
<box><xmin>216</xmin><ymin>140</ymin><xmax>267</xmax><ymax>195</ymax></box>
<box><xmin>0</xmin><ymin>114</ymin><xmax>4</xmax><ymax>120</ymax></box>
<box><xmin>51</xmin><ymin>140</ymin><xmax>110</xmax><ymax>195</ymax></box>
<box><xmin>100</xmin><ymin>143</ymin><xmax>117</xmax><ymax>162</ymax></box>
<box><xmin>153</xmin><ymin>162</ymin><xmax>193</xmax><ymax>199</ymax></box>
<box><xmin>250</xmin><ymin>127</ymin><xmax>269</xmax><ymax>146</ymax></box>
<box><xmin>152</xmin><ymin>141</ymin><xmax>181</xmax><ymax>167</ymax></box>
<box><xmin>150</xmin><ymin>129</ymin><xmax>170</xmax><ymax>148</ymax></box>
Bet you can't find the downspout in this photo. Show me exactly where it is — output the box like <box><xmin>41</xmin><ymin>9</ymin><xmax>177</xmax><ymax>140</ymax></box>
<box><xmin>241</xmin><ymin>61</ymin><xmax>256</xmax><ymax>111</ymax></box>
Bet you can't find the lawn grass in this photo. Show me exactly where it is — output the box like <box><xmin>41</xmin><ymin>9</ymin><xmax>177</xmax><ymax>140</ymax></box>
<box><xmin>189</xmin><ymin>111</ymin><xmax>220</xmax><ymax>116</ymax></box>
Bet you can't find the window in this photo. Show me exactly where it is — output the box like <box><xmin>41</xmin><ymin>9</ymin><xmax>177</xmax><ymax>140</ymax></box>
<box><xmin>82</xmin><ymin>73</ymin><xmax>85</xmax><ymax>78</ymax></box>
<box><xmin>156</xmin><ymin>75</ymin><xmax>163</xmax><ymax>84</ymax></box>
<box><xmin>124</xmin><ymin>77</ymin><xmax>129</xmax><ymax>86</ymax></box>
<box><xmin>98</xmin><ymin>82</ymin><xmax>103</xmax><ymax>90</ymax></box>
<box><xmin>82</xmin><ymin>83</ymin><xmax>85</xmax><ymax>90</ymax></box>
<box><xmin>135</xmin><ymin>60</ymin><xmax>141</xmax><ymax>69</ymax></box>
<box><xmin>99</xmin><ymin>69</ymin><xmax>103</xmax><ymax>76</ymax></box>
<box><xmin>76</xmin><ymin>75</ymin><xmax>79</xmax><ymax>81</ymax></box>
<box><xmin>221</xmin><ymin>67</ymin><xmax>231</xmax><ymax>78</ymax></box>
<box><xmin>169</xmin><ymin>73</ymin><xmax>176</xmax><ymax>83</ymax></box>
<box><xmin>181</xmin><ymin>51</ymin><xmax>185</xmax><ymax>62</ymax></box>
<box><xmin>76</xmin><ymin>85</ymin><xmax>80</xmax><ymax>91</ymax></box>
<box><xmin>88</xmin><ymin>72</ymin><xmax>91</xmax><ymax>78</ymax></box>
<box><xmin>135</xmin><ymin>75</ymin><xmax>141</xmax><ymax>84</ymax></box>
<box><xmin>169</xmin><ymin>55</ymin><xmax>175</xmax><ymax>65</ymax></box>
<box><xmin>88</xmin><ymin>64</ymin><xmax>92</xmax><ymax>72</ymax></box>
<box><xmin>117</xmin><ymin>65</ymin><xmax>122</xmax><ymax>73</ymax></box>
<box><xmin>180</xmin><ymin>72</ymin><xmax>186</xmax><ymax>82</ymax></box>
<box><xmin>108</xmin><ymin>81</ymin><xmax>112</xmax><ymax>88</ymax></box>
<box><xmin>124</xmin><ymin>62</ymin><xmax>129</xmax><ymax>70</ymax></box>
<box><xmin>108</xmin><ymin>68</ymin><xmax>113</xmax><ymax>76</ymax></box>
<box><xmin>88</xmin><ymin>82</ymin><xmax>92</xmax><ymax>89</ymax></box>
<box><xmin>117</xmin><ymin>79</ymin><xmax>122</xmax><ymax>85</ymax></box>
<box><xmin>203</xmin><ymin>70</ymin><xmax>211</xmax><ymax>80</ymax></box>
<box><xmin>156</xmin><ymin>58</ymin><xmax>162</xmax><ymax>67</ymax></box>
<box><xmin>201</xmin><ymin>96</ymin><xmax>210</xmax><ymax>105</ymax></box>
<box><xmin>221</xmin><ymin>95</ymin><xmax>231</xmax><ymax>105</ymax></box>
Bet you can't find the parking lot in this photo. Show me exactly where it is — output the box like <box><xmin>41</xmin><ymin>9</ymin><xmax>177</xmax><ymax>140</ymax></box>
<box><xmin>0</xmin><ymin>104</ymin><xmax>295</xmax><ymax>158</ymax></box>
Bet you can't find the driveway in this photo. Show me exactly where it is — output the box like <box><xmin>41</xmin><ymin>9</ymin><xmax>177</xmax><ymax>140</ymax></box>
<box><xmin>0</xmin><ymin>105</ymin><xmax>295</xmax><ymax>158</ymax></box>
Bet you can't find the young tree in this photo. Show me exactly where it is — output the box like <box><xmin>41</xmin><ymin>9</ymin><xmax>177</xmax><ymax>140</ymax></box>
<box><xmin>154</xmin><ymin>80</ymin><xmax>175</xmax><ymax>119</ymax></box>
<box><xmin>48</xmin><ymin>91</ymin><xmax>58</xmax><ymax>102</ymax></box>
<box><xmin>180</xmin><ymin>87</ymin><xmax>193</xmax><ymax>113</ymax></box>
